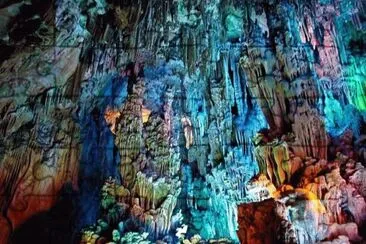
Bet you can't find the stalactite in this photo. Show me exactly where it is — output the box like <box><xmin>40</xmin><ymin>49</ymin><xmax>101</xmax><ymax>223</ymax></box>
<box><xmin>2</xmin><ymin>0</ymin><xmax>366</xmax><ymax>243</ymax></box>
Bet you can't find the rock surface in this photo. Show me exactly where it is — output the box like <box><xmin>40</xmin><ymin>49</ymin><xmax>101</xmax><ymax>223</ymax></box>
<box><xmin>0</xmin><ymin>0</ymin><xmax>365</xmax><ymax>243</ymax></box>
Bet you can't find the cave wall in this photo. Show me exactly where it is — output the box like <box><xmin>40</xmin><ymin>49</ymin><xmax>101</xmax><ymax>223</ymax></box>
<box><xmin>0</xmin><ymin>0</ymin><xmax>365</xmax><ymax>243</ymax></box>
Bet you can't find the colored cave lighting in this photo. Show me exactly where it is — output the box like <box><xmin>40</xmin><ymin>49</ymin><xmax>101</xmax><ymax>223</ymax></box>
<box><xmin>0</xmin><ymin>0</ymin><xmax>365</xmax><ymax>244</ymax></box>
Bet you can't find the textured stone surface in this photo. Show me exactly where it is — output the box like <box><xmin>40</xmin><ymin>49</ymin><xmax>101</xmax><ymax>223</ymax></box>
<box><xmin>0</xmin><ymin>0</ymin><xmax>365</xmax><ymax>243</ymax></box>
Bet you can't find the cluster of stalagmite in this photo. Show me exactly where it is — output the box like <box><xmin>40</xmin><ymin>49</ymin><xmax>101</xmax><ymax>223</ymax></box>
<box><xmin>101</xmin><ymin>76</ymin><xmax>182</xmax><ymax>239</ymax></box>
<box><xmin>115</xmin><ymin>78</ymin><xmax>144</xmax><ymax>189</ymax></box>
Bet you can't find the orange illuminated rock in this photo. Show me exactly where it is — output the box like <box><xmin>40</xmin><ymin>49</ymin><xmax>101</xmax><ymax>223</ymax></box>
<box><xmin>104</xmin><ymin>107</ymin><xmax>121</xmax><ymax>134</ymax></box>
<box><xmin>237</xmin><ymin>198</ymin><xmax>297</xmax><ymax>244</ymax></box>
<box><xmin>141</xmin><ymin>106</ymin><xmax>151</xmax><ymax>123</ymax></box>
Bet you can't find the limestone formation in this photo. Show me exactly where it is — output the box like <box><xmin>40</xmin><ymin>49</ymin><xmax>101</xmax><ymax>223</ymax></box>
<box><xmin>0</xmin><ymin>0</ymin><xmax>365</xmax><ymax>243</ymax></box>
